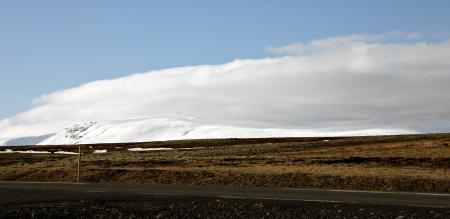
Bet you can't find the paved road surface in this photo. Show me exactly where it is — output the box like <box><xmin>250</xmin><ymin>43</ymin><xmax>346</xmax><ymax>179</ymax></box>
<box><xmin>0</xmin><ymin>181</ymin><xmax>449</xmax><ymax>208</ymax></box>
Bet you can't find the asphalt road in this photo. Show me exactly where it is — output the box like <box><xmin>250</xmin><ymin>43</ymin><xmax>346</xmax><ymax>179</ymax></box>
<box><xmin>0</xmin><ymin>181</ymin><xmax>449</xmax><ymax>209</ymax></box>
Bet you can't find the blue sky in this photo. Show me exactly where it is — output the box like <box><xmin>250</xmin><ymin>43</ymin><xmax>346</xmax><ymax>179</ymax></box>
<box><xmin>1</xmin><ymin>0</ymin><xmax>450</xmax><ymax>118</ymax></box>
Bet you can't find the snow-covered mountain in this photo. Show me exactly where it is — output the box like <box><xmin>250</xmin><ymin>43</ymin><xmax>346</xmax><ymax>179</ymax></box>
<box><xmin>0</xmin><ymin>117</ymin><xmax>416</xmax><ymax>146</ymax></box>
<box><xmin>1</xmin><ymin>134</ymin><xmax>54</xmax><ymax>146</ymax></box>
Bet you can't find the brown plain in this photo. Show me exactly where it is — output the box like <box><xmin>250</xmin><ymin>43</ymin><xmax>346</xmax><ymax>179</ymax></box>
<box><xmin>0</xmin><ymin>134</ymin><xmax>449</xmax><ymax>192</ymax></box>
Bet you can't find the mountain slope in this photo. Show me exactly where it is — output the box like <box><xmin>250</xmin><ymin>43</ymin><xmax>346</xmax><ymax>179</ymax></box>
<box><xmin>1</xmin><ymin>134</ymin><xmax>54</xmax><ymax>146</ymax></box>
<box><xmin>32</xmin><ymin>118</ymin><xmax>416</xmax><ymax>145</ymax></box>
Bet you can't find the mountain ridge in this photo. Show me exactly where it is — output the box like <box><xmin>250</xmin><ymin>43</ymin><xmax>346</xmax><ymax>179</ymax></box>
<box><xmin>0</xmin><ymin>117</ymin><xmax>417</xmax><ymax>146</ymax></box>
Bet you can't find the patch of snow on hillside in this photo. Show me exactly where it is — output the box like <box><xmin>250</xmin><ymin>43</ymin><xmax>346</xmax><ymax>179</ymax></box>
<box><xmin>128</xmin><ymin>148</ymin><xmax>174</xmax><ymax>152</ymax></box>
<box><xmin>0</xmin><ymin>149</ymin><xmax>50</xmax><ymax>154</ymax></box>
<box><xmin>178</xmin><ymin>147</ymin><xmax>205</xmax><ymax>150</ymax></box>
<box><xmin>54</xmin><ymin>151</ymin><xmax>78</xmax><ymax>155</ymax></box>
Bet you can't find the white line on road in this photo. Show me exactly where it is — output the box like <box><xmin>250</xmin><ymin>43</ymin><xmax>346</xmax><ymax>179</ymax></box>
<box><xmin>0</xmin><ymin>181</ymin><xmax>87</xmax><ymax>185</ymax></box>
<box><xmin>281</xmin><ymin>188</ymin><xmax>450</xmax><ymax>197</ymax></box>
<box><xmin>217</xmin><ymin>195</ymin><xmax>343</xmax><ymax>203</ymax></box>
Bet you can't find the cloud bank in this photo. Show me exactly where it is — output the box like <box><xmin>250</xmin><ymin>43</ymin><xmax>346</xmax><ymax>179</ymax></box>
<box><xmin>1</xmin><ymin>33</ymin><xmax>450</xmax><ymax>140</ymax></box>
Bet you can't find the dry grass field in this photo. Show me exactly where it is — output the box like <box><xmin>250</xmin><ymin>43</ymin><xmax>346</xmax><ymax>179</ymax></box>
<box><xmin>1</xmin><ymin>134</ymin><xmax>449</xmax><ymax>192</ymax></box>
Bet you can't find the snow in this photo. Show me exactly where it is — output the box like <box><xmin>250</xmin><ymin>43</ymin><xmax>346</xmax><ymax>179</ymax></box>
<box><xmin>1</xmin><ymin>134</ymin><xmax>54</xmax><ymax>146</ymax></box>
<box><xmin>17</xmin><ymin>150</ymin><xmax>50</xmax><ymax>154</ymax></box>
<box><xmin>127</xmin><ymin>147</ymin><xmax>204</xmax><ymax>152</ymax></box>
<box><xmin>128</xmin><ymin>148</ymin><xmax>174</xmax><ymax>152</ymax></box>
<box><xmin>178</xmin><ymin>147</ymin><xmax>205</xmax><ymax>150</ymax></box>
<box><xmin>0</xmin><ymin>149</ymin><xmax>50</xmax><ymax>154</ymax></box>
<box><xmin>54</xmin><ymin>151</ymin><xmax>78</xmax><ymax>155</ymax></box>
<box><xmin>1</xmin><ymin>117</ymin><xmax>417</xmax><ymax>146</ymax></box>
<box><xmin>94</xmin><ymin>150</ymin><xmax>107</xmax><ymax>153</ymax></box>
<box><xmin>0</xmin><ymin>149</ymin><xmax>13</xmax><ymax>153</ymax></box>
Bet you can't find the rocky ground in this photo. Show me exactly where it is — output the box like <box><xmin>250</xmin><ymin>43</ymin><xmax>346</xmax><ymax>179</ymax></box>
<box><xmin>1</xmin><ymin>194</ymin><xmax>449</xmax><ymax>219</ymax></box>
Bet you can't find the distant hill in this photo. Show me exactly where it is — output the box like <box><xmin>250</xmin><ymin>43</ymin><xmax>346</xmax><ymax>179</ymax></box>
<box><xmin>0</xmin><ymin>117</ymin><xmax>415</xmax><ymax>146</ymax></box>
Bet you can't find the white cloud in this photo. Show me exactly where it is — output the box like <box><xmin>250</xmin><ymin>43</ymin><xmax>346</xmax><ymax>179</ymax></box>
<box><xmin>267</xmin><ymin>32</ymin><xmax>422</xmax><ymax>56</ymax></box>
<box><xmin>1</xmin><ymin>32</ymin><xmax>450</xmax><ymax>140</ymax></box>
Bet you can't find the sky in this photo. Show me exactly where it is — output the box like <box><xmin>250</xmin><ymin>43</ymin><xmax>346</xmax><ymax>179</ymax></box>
<box><xmin>1</xmin><ymin>0</ymin><xmax>450</xmax><ymax>118</ymax></box>
<box><xmin>1</xmin><ymin>1</ymin><xmax>450</xmax><ymax>141</ymax></box>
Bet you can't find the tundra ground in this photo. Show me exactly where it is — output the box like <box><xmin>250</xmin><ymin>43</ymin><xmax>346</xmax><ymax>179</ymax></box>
<box><xmin>1</xmin><ymin>134</ymin><xmax>449</xmax><ymax>192</ymax></box>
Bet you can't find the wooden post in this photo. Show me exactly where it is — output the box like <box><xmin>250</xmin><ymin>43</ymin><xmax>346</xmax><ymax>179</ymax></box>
<box><xmin>77</xmin><ymin>145</ymin><xmax>81</xmax><ymax>183</ymax></box>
